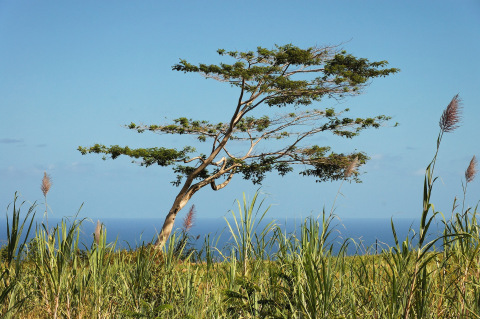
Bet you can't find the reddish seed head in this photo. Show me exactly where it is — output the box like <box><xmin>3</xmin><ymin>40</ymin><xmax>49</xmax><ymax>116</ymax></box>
<box><xmin>439</xmin><ymin>94</ymin><xmax>462</xmax><ymax>133</ymax></box>
<box><xmin>465</xmin><ymin>155</ymin><xmax>478</xmax><ymax>184</ymax></box>
<box><xmin>183</xmin><ymin>205</ymin><xmax>195</xmax><ymax>232</ymax></box>
<box><xmin>41</xmin><ymin>172</ymin><xmax>52</xmax><ymax>197</ymax></box>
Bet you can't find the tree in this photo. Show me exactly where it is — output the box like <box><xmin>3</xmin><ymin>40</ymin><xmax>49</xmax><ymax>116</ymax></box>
<box><xmin>78</xmin><ymin>44</ymin><xmax>399</xmax><ymax>248</ymax></box>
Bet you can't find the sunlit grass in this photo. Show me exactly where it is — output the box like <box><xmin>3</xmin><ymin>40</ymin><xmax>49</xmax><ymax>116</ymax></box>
<box><xmin>1</xmin><ymin>193</ymin><xmax>478</xmax><ymax>318</ymax></box>
<box><xmin>1</xmin><ymin>95</ymin><xmax>478</xmax><ymax>318</ymax></box>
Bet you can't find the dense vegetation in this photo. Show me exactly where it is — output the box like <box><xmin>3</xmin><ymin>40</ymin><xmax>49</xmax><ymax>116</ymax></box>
<box><xmin>2</xmin><ymin>96</ymin><xmax>478</xmax><ymax>318</ymax></box>
<box><xmin>1</xmin><ymin>190</ymin><xmax>479</xmax><ymax>318</ymax></box>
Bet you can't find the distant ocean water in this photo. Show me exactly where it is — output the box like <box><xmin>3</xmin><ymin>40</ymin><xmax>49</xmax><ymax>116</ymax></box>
<box><xmin>0</xmin><ymin>216</ymin><xmax>445</xmax><ymax>256</ymax></box>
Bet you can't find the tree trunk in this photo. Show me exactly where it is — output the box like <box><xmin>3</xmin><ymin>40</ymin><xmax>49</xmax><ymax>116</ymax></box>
<box><xmin>153</xmin><ymin>111</ymin><xmax>239</xmax><ymax>249</ymax></box>
<box><xmin>154</xmin><ymin>190</ymin><xmax>193</xmax><ymax>249</ymax></box>
<box><xmin>154</xmin><ymin>208</ymin><xmax>179</xmax><ymax>249</ymax></box>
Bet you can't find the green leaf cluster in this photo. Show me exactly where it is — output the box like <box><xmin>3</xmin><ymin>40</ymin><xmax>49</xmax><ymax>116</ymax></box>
<box><xmin>300</xmin><ymin>151</ymin><xmax>368</xmax><ymax>183</ymax></box>
<box><xmin>231</xmin><ymin>157</ymin><xmax>293</xmax><ymax>185</ymax></box>
<box><xmin>324</xmin><ymin>51</ymin><xmax>397</xmax><ymax>87</ymax></box>
<box><xmin>173</xmin><ymin>44</ymin><xmax>399</xmax><ymax>107</ymax></box>
<box><xmin>77</xmin><ymin>144</ymin><xmax>195</xmax><ymax>167</ymax></box>
<box><xmin>127</xmin><ymin>119</ymin><xmax>225</xmax><ymax>142</ymax></box>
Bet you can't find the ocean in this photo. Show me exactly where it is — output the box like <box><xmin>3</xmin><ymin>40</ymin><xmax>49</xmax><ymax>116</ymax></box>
<box><xmin>0</xmin><ymin>215</ymin><xmax>446</xmax><ymax>256</ymax></box>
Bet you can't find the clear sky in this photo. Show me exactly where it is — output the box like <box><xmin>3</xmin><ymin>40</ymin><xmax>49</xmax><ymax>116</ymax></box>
<box><xmin>1</xmin><ymin>1</ymin><xmax>479</xmax><ymax>224</ymax></box>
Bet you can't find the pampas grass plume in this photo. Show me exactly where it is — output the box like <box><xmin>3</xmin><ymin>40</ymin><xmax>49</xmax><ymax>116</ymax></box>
<box><xmin>439</xmin><ymin>94</ymin><xmax>462</xmax><ymax>133</ymax></box>
<box><xmin>466</xmin><ymin>155</ymin><xmax>478</xmax><ymax>184</ymax></box>
<box><xmin>41</xmin><ymin>172</ymin><xmax>52</xmax><ymax>197</ymax></box>
<box><xmin>183</xmin><ymin>205</ymin><xmax>195</xmax><ymax>232</ymax></box>
<box><xmin>345</xmin><ymin>157</ymin><xmax>359</xmax><ymax>178</ymax></box>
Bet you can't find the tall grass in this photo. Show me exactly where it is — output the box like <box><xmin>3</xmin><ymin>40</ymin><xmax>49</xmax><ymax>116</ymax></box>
<box><xmin>1</xmin><ymin>193</ymin><xmax>35</xmax><ymax>318</ymax></box>
<box><xmin>1</xmin><ymin>94</ymin><xmax>479</xmax><ymax>318</ymax></box>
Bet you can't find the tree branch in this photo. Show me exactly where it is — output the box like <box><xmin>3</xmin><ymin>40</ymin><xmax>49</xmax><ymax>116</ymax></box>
<box><xmin>210</xmin><ymin>169</ymin><xmax>236</xmax><ymax>190</ymax></box>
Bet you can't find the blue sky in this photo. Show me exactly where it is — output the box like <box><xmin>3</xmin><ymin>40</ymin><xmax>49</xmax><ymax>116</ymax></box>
<box><xmin>1</xmin><ymin>1</ymin><xmax>479</xmax><ymax>224</ymax></box>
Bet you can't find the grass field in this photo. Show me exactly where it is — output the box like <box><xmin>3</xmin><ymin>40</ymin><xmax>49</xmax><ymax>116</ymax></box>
<box><xmin>1</xmin><ymin>97</ymin><xmax>478</xmax><ymax>318</ymax></box>
<box><xmin>1</xmin><ymin>189</ymin><xmax>479</xmax><ymax>318</ymax></box>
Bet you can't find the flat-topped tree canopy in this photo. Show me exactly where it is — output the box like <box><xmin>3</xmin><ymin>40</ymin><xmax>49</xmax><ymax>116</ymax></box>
<box><xmin>173</xmin><ymin>45</ymin><xmax>397</xmax><ymax>107</ymax></box>
<box><xmin>78</xmin><ymin>44</ymin><xmax>399</xmax><ymax>247</ymax></box>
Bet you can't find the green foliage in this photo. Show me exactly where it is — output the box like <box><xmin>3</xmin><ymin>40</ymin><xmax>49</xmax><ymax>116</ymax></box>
<box><xmin>0</xmin><ymin>193</ymin><xmax>35</xmax><ymax>318</ymax></box>
<box><xmin>78</xmin><ymin>144</ymin><xmax>195</xmax><ymax>167</ymax></box>
<box><xmin>174</xmin><ymin>45</ymin><xmax>399</xmax><ymax>107</ymax></box>
<box><xmin>324</xmin><ymin>51</ymin><xmax>395</xmax><ymax>87</ymax></box>
<box><xmin>224</xmin><ymin>191</ymin><xmax>276</xmax><ymax>277</ymax></box>
<box><xmin>300</xmin><ymin>151</ymin><xmax>368</xmax><ymax>183</ymax></box>
<box><xmin>231</xmin><ymin>156</ymin><xmax>293</xmax><ymax>185</ymax></box>
<box><xmin>79</xmin><ymin>43</ymin><xmax>398</xmax><ymax>190</ymax></box>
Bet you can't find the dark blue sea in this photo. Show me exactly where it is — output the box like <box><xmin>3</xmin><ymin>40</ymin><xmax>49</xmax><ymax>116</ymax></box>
<box><xmin>0</xmin><ymin>215</ymin><xmax>446</xmax><ymax>256</ymax></box>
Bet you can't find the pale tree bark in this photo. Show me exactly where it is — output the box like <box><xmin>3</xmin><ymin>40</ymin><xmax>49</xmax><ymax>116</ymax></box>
<box><xmin>154</xmin><ymin>194</ymin><xmax>191</xmax><ymax>247</ymax></box>
<box><xmin>154</xmin><ymin>158</ymin><xmax>239</xmax><ymax>248</ymax></box>
<box><xmin>154</xmin><ymin>166</ymin><xmax>237</xmax><ymax>248</ymax></box>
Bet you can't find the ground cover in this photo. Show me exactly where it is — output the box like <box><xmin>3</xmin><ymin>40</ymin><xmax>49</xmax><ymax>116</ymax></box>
<box><xmin>1</xmin><ymin>96</ymin><xmax>478</xmax><ymax>318</ymax></box>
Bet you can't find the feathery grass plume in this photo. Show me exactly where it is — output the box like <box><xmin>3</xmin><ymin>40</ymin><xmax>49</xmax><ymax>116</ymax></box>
<box><xmin>41</xmin><ymin>172</ymin><xmax>52</xmax><ymax>197</ymax></box>
<box><xmin>439</xmin><ymin>94</ymin><xmax>462</xmax><ymax>133</ymax></box>
<box><xmin>344</xmin><ymin>156</ymin><xmax>359</xmax><ymax>178</ymax></box>
<box><xmin>182</xmin><ymin>205</ymin><xmax>195</xmax><ymax>232</ymax></box>
<box><xmin>41</xmin><ymin>171</ymin><xmax>52</xmax><ymax>234</ymax></box>
<box><xmin>94</xmin><ymin>220</ymin><xmax>102</xmax><ymax>245</ymax></box>
<box><xmin>465</xmin><ymin>155</ymin><xmax>478</xmax><ymax>183</ymax></box>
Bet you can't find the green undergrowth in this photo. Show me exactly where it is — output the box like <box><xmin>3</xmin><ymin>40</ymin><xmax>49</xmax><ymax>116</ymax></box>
<box><xmin>1</xmin><ymin>190</ymin><xmax>479</xmax><ymax>318</ymax></box>
<box><xmin>2</xmin><ymin>96</ymin><xmax>479</xmax><ymax>318</ymax></box>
